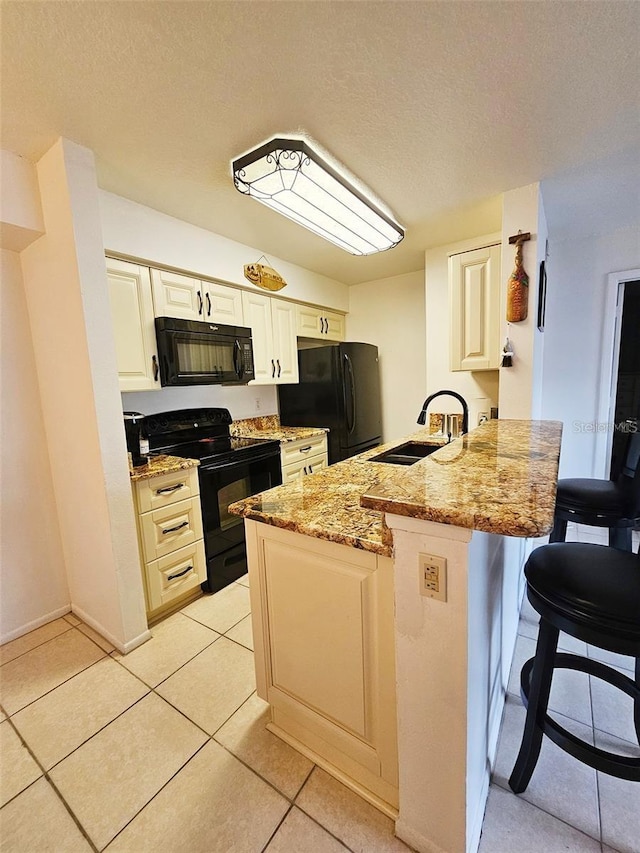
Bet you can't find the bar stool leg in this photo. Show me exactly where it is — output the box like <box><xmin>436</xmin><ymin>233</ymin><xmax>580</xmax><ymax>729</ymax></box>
<box><xmin>549</xmin><ymin>517</ymin><xmax>567</xmax><ymax>543</ymax></box>
<box><xmin>509</xmin><ymin>620</ymin><xmax>560</xmax><ymax>794</ymax></box>
<box><xmin>609</xmin><ymin>526</ymin><xmax>633</xmax><ymax>551</ymax></box>
<box><xmin>635</xmin><ymin>658</ymin><xmax>640</xmax><ymax>746</ymax></box>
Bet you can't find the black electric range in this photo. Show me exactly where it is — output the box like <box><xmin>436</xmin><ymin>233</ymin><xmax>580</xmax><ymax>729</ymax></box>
<box><xmin>146</xmin><ymin>408</ymin><xmax>282</xmax><ymax>592</ymax></box>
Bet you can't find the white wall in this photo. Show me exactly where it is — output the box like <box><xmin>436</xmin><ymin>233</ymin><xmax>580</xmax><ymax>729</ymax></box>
<box><xmin>99</xmin><ymin>191</ymin><xmax>350</xmax><ymax>312</ymax></box>
<box><xmin>123</xmin><ymin>383</ymin><xmax>277</xmax><ymax>420</ymax></box>
<box><xmin>0</xmin><ymin>150</ymin><xmax>44</xmax><ymax>251</ymax></box>
<box><xmin>0</xmin><ymin>250</ymin><xmax>69</xmax><ymax>642</ymax></box>
<box><xmin>20</xmin><ymin>139</ymin><xmax>149</xmax><ymax>652</ymax></box>
<box><xmin>499</xmin><ymin>184</ymin><xmax>546</xmax><ymax>420</ymax></box>
<box><xmin>346</xmin><ymin>271</ymin><xmax>426</xmax><ymax>443</ymax></box>
<box><xmin>542</xmin><ymin>225</ymin><xmax>640</xmax><ymax>478</ymax></box>
<box><xmin>425</xmin><ymin>236</ymin><xmax>500</xmax><ymax>429</ymax></box>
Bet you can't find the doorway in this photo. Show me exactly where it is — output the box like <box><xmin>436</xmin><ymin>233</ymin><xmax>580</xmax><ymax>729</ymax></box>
<box><xmin>595</xmin><ymin>268</ymin><xmax>640</xmax><ymax>479</ymax></box>
<box><xmin>610</xmin><ymin>280</ymin><xmax>640</xmax><ymax>477</ymax></box>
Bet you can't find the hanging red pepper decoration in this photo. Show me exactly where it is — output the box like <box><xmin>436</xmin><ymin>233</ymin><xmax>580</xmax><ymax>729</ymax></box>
<box><xmin>506</xmin><ymin>231</ymin><xmax>531</xmax><ymax>323</ymax></box>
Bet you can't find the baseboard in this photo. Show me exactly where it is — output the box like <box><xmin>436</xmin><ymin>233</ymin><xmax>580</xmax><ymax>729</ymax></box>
<box><xmin>70</xmin><ymin>604</ymin><xmax>151</xmax><ymax>654</ymax></box>
<box><xmin>394</xmin><ymin>818</ymin><xmax>450</xmax><ymax>853</ymax></box>
<box><xmin>0</xmin><ymin>604</ymin><xmax>72</xmax><ymax>645</ymax></box>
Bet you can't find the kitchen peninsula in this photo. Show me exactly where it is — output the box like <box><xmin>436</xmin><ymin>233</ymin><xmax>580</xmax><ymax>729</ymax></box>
<box><xmin>230</xmin><ymin>419</ymin><xmax>562</xmax><ymax>853</ymax></box>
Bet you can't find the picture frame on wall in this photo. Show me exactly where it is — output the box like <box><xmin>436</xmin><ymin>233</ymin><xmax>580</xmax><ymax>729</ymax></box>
<box><xmin>537</xmin><ymin>260</ymin><xmax>547</xmax><ymax>332</ymax></box>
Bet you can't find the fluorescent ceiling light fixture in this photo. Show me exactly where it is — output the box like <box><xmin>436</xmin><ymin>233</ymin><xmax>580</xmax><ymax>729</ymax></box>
<box><xmin>232</xmin><ymin>137</ymin><xmax>404</xmax><ymax>255</ymax></box>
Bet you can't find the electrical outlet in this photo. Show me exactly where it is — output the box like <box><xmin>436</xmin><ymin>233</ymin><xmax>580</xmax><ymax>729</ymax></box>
<box><xmin>478</xmin><ymin>411</ymin><xmax>489</xmax><ymax>425</ymax></box>
<box><xmin>418</xmin><ymin>553</ymin><xmax>447</xmax><ymax>601</ymax></box>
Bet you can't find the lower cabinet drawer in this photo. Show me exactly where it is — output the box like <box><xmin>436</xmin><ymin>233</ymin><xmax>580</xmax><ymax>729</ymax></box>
<box><xmin>140</xmin><ymin>496</ymin><xmax>204</xmax><ymax>562</ymax></box>
<box><xmin>282</xmin><ymin>454</ymin><xmax>327</xmax><ymax>484</ymax></box>
<box><xmin>135</xmin><ymin>467</ymin><xmax>200</xmax><ymax>513</ymax></box>
<box><xmin>145</xmin><ymin>540</ymin><xmax>206</xmax><ymax>611</ymax></box>
<box><xmin>280</xmin><ymin>435</ymin><xmax>327</xmax><ymax>467</ymax></box>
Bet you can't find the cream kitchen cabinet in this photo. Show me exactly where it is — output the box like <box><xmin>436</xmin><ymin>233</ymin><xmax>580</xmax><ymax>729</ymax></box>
<box><xmin>246</xmin><ymin>521</ymin><xmax>398</xmax><ymax>812</ymax></box>
<box><xmin>296</xmin><ymin>304</ymin><xmax>346</xmax><ymax>341</ymax></box>
<box><xmin>106</xmin><ymin>258</ymin><xmax>160</xmax><ymax>392</ymax></box>
<box><xmin>132</xmin><ymin>466</ymin><xmax>206</xmax><ymax>620</ymax></box>
<box><xmin>280</xmin><ymin>434</ymin><xmax>328</xmax><ymax>483</ymax></box>
<box><xmin>151</xmin><ymin>268</ymin><xmax>244</xmax><ymax>326</ymax></box>
<box><xmin>449</xmin><ymin>243</ymin><xmax>501</xmax><ymax>371</ymax></box>
<box><xmin>241</xmin><ymin>291</ymin><xmax>298</xmax><ymax>384</ymax></box>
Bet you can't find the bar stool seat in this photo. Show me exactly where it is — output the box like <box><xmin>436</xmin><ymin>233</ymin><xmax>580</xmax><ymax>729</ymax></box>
<box><xmin>550</xmin><ymin>431</ymin><xmax>640</xmax><ymax>551</ymax></box>
<box><xmin>509</xmin><ymin>542</ymin><xmax>640</xmax><ymax>793</ymax></box>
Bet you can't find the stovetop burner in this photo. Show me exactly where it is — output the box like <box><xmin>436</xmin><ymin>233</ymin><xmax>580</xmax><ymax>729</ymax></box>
<box><xmin>145</xmin><ymin>407</ymin><xmax>279</xmax><ymax>467</ymax></box>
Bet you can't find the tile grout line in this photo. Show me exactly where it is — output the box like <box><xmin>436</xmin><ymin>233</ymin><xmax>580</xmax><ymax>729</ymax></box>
<box><xmin>0</xmin><ymin>714</ymin><xmax>100</xmax><ymax>853</ymax></box>
<box><xmin>0</xmin><ymin>621</ymin><xmax>76</xmax><ymax>668</ymax></box>
<box><xmin>489</xmin><ymin>777</ymin><xmax>604</xmax><ymax>847</ymax></box>
<box><xmin>290</xmin><ymin>766</ymin><xmax>362</xmax><ymax>853</ymax></box>
<box><xmin>587</xmin><ymin>668</ymin><xmax>606</xmax><ymax>850</ymax></box>
<box><xmin>0</xmin><ymin>628</ymin><xmax>111</xmax><ymax>718</ymax></box>
<box><xmin>99</xmin><ymin>739</ymin><xmax>211</xmax><ymax>851</ymax></box>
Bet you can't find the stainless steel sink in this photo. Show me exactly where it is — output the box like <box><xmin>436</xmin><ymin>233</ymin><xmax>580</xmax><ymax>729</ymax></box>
<box><xmin>370</xmin><ymin>441</ymin><xmax>441</xmax><ymax>466</ymax></box>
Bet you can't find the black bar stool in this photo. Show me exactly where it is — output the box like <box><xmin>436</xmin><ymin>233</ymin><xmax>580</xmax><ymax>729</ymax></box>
<box><xmin>509</xmin><ymin>542</ymin><xmax>640</xmax><ymax>793</ymax></box>
<box><xmin>549</xmin><ymin>431</ymin><xmax>640</xmax><ymax>551</ymax></box>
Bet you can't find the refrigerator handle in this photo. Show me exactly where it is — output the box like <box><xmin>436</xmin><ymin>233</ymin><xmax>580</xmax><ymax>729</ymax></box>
<box><xmin>343</xmin><ymin>353</ymin><xmax>356</xmax><ymax>434</ymax></box>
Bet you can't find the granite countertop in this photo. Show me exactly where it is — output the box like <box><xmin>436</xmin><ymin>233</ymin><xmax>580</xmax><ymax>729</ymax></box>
<box><xmin>361</xmin><ymin>419</ymin><xmax>562</xmax><ymax>537</ymax></box>
<box><xmin>228</xmin><ymin>419</ymin><xmax>562</xmax><ymax>552</ymax></box>
<box><xmin>129</xmin><ymin>454</ymin><xmax>199</xmax><ymax>482</ymax></box>
<box><xmin>230</xmin><ymin>415</ymin><xmax>328</xmax><ymax>443</ymax></box>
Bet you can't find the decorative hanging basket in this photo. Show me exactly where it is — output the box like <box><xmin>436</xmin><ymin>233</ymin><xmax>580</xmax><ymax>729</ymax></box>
<box><xmin>244</xmin><ymin>257</ymin><xmax>287</xmax><ymax>292</ymax></box>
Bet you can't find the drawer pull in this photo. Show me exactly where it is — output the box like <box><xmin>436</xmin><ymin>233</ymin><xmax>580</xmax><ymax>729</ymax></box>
<box><xmin>162</xmin><ymin>520</ymin><xmax>189</xmax><ymax>535</ymax></box>
<box><xmin>167</xmin><ymin>565</ymin><xmax>193</xmax><ymax>582</ymax></box>
<box><xmin>300</xmin><ymin>446</ymin><xmax>312</xmax><ymax>453</ymax></box>
<box><xmin>155</xmin><ymin>483</ymin><xmax>185</xmax><ymax>495</ymax></box>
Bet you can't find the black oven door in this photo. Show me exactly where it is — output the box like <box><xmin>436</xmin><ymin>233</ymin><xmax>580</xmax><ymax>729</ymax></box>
<box><xmin>198</xmin><ymin>447</ymin><xmax>282</xmax><ymax>592</ymax></box>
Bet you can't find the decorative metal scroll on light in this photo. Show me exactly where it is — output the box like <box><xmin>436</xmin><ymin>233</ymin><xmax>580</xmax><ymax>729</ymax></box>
<box><xmin>243</xmin><ymin>256</ymin><xmax>287</xmax><ymax>292</ymax></box>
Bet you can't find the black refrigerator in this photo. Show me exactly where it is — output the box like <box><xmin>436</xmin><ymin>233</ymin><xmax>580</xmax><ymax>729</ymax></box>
<box><xmin>278</xmin><ymin>342</ymin><xmax>382</xmax><ymax>465</ymax></box>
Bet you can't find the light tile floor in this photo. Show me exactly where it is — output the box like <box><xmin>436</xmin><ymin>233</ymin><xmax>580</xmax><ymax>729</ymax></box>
<box><xmin>0</xmin><ymin>525</ymin><xmax>638</xmax><ymax>852</ymax></box>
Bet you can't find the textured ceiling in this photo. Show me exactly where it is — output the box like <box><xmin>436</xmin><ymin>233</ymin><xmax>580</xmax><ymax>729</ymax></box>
<box><xmin>1</xmin><ymin>1</ymin><xmax>638</xmax><ymax>284</ymax></box>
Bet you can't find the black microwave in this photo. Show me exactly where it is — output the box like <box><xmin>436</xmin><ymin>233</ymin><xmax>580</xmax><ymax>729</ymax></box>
<box><xmin>155</xmin><ymin>317</ymin><xmax>255</xmax><ymax>386</ymax></box>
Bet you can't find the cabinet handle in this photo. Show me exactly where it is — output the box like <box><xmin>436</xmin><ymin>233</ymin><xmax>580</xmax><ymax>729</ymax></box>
<box><xmin>271</xmin><ymin>359</ymin><xmax>276</xmax><ymax>378</ymax></box>
<box><xmin>161</xmin><ymin>520</ymin><xmax>189</xmax><ymax>535</ymax></box>
<box><xmin>277</xmin><ymin>359</ymin><xmax>281</xmax><ymax>377</ymax></box>
<box><xmin>303</xmin><ymin>466</ymin><xmax>308</xmax><ymax>475</ymax></box>
<box><xmin>309</xmin><ymin>464</ymin><xmax>313</xmax><ymax>473</ymax></box>
<box><xmin>152</xmin><ymin>355</ymin><xmax>159</xmax><ymax>381</ymax></box>
<box><xmin>167</xmin><ymin>565</ymin><xmax>193</xmax><ymax>581</ymax></box>
<box><xmin>323</xmin><ymin>318</ymin><xmax>328</xmax><ymax>333</ymax></box>
<box><xmin>197</xmin><ymin>291</ymin><xmax>203</xmax><ymax>315</ymax></box>
<box><xmin>206</xmin><ymin>292</ymin><xmax>211</xmax><ymax>316</ymax></box>
<box><xmin>300</xmin><ymin>446</ymin><xmax>312</xmax><ymax>453</ymax></box>
<box><xmin>155</xmin><ymin>483</ymin><xmax>184</xmax><ymax>495</ymax></box>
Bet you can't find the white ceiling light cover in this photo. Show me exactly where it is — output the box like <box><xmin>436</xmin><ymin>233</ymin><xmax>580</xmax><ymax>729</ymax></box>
<box><xmin>232</xmin><ymin>138</ymin><xmax>404</xmax><ymax>255</ymax></box>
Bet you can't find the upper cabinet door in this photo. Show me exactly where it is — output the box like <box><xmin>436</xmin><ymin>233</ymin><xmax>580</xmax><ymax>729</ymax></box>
<box><xmin>296</xmin><ymin>304</ymin><xmax>346</xmax><ymax>341</ymax></box>
<box><xmin>242</xmin><ymin>292</ymin><xmax>299</xmax><ymax>384</ymax></box>
<box><xmin>271</xmin><ymin>299</ymin><xmax>299</xmax><ymax>384</ymax></box>
<box><xmin>242</xmin><ymin>291</ymin><xmax>275</xmax><ymax>384</ymax></box>
<box><xmin>151</xmin><ymin>269</ymin><xmax>205</xmax><ymax>320</ymax></box>
<box><xmin>323</xmin><ymin>310</ymin><xmax>345</xmax><ymax>341</ymax></box>
<box><xmin>107</xmin><ymin>258</ymin><xmax>160</xmax><ymax>392</ymax></box>
<box><xmin>449</xmin><ymin>244</ymin><xmax>501</xmax><ymax>371</ymax></box>
<box><xmin>205</xmin><ymin>282</ymin><xmax>244</xmax><ymax>326</ymax></box>
<box><xmin>151</xmin><ymin>270</ymin><xmax>243</xmax><ymax>325</ymax></box>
